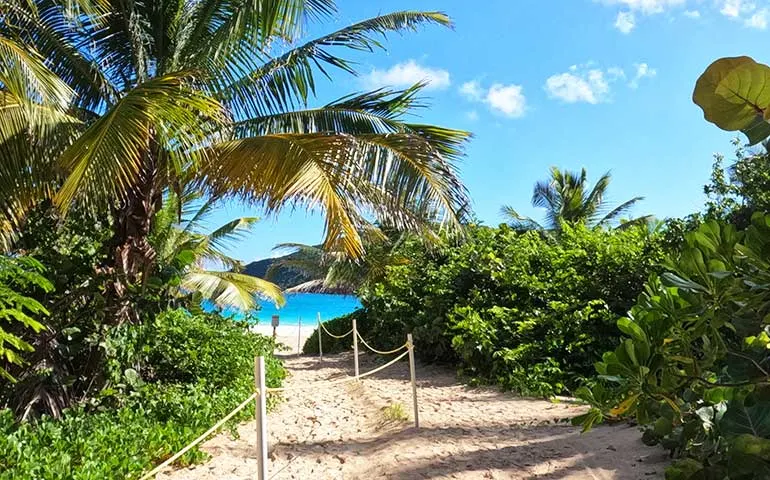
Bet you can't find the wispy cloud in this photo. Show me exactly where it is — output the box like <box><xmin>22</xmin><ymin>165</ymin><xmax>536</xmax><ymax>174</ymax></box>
<box><xmin>599</xmin><ymin>0</ymin><xmax>686</xmax><ymax>15</ymax></box>
<box><xmin>683</xmin><ymin>9</ymin><xmax>701</xmax><ymax>18</ymax></box>
<box><xmin>745</xmin><ymin>9</ymin><xmax>768</xmax><ymax>29</ymax></box>
<box><xmin>362</xmin><ymin>60</ymin><xmax>450</xmax><ymax>90</ymax></box>
<box><xmin>629</xmin><ymin>63</ymin><xmax>657</xmax><ymax>88</ymax></box>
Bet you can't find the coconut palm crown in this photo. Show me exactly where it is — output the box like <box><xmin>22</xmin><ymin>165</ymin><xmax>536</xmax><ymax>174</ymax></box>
<box><xmin>501</xmin><ymin>167</ymin><xmax>648</xmax><ymax>231</ymax></box>
<box><xmin>0</xmin><ymin>0</ymin><xmax>471</xmax><ymax>320</ymax></box>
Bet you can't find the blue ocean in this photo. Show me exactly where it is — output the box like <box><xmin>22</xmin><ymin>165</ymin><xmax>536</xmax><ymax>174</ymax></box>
<box><xmin>207</xmin><ymin>293</ymin><xmax>361</xmax><ymax>326</ymax></box>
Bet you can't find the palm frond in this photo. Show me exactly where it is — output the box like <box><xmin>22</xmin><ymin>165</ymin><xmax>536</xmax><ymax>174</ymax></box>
<box><xmin>596</xmin><ymin>196</ymin><xmax>644</xmax><ymax>227</ymax></box>
<box><xmin>201</xmin><ymin>129</ymin><xmax>468</xmax><ymax>257</ymax></box>
<box><xmin>55</xmin><ymin>72</ymin><xmax>223</xmax><ymax>213</ymax></box>
<box><xmin>500</xmin><ymin>205</ymin><xmax>544</xmax><ymax>231</ymax></box>
<box><xmin>219</xmin><ymin>11</ymin><xmax>453</xmax><ymax>118</ymax></box>
<box><xmin>181</xmin><ymin>270</ymin><xmax>284</xmax><ymax>311</ymax></box>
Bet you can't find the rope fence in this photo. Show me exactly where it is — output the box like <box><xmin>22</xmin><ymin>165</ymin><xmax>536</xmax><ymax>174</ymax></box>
<box><xmin>140</xmin><ymin>313</ymin><xmax>419</xmax><ymax>480</ymax></box>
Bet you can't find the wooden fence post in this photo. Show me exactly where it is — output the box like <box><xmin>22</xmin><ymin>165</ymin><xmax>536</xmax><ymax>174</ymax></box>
<box><xmin>254</xmin><ymin>356</ymin><xmax>268</xmax><ymax>480</ymax></box>
<box><xmin>317</xmin><ymin>312</ymin><xmax>323</xmax><ymax>358</ymax></box>
<box><xmin>353</xmin><ymin>318</ymin><xmax>359</xmax><ymax>379</ymax></box>
<box><xmin>297</xmin><ymin>316</ymin><xmax>302</xmax><ymax>355</ymax></box>
<box><xmin>407</xmin><ymin>333</ymin><xmax>419</xmax><ymax>428</ymax></box>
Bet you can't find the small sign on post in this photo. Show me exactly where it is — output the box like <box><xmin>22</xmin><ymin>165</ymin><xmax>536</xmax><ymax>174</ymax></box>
<box><xmin>271</xmin><ymin>315</ymin><xmax>279</xmax><ymax>340</ymax></box>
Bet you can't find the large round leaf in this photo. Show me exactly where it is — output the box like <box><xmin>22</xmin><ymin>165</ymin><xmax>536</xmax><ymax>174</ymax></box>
<box><xmin>693</xmin><ymin>56</ymin><xmax>770</xmax><ymax>145</ymax></box>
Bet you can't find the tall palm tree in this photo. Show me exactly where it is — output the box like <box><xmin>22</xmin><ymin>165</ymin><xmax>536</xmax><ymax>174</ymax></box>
<box><xmin>0</xmin><ymin>1</ymin><xmax>470</xmax><ymax>322</ymax></box>
<box><xmin>501</xmin><ymin>167</ymin><xmax>647</xmax><ymax>231</ymax></box>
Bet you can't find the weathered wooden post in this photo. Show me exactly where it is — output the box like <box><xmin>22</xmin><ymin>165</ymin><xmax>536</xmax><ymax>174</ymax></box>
<box><xmin>353</xmin><ymin>318</ymin><xmax>359</xmax><ymax>379</ymax></box>
<box><xmin>407</xmin><ymin>333</ymin><xmax>419</xmax><ymax>428</ymax></box>
<box><xmin>254</xmin><ymin>357</ymin><xmax>268</xmax><ymax>480</ymax></box>
<box><xmin>317</xmin><ymin>312</ymin><xmax>323</xmax><ymax>358</ymax></box>
<box><xmin>297</xmin><ymin>316</ymin><xmax>302</xmax><ymax>355</ymax></box>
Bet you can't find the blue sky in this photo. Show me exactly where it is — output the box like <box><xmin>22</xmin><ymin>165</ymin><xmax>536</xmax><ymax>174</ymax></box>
<box><xmin>209</xmin><ymin>0</ymin><xmax>768</xmax><ymax>262</ymax></box>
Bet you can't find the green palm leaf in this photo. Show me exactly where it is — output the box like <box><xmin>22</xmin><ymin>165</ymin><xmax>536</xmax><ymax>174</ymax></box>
<box><xmin>181</xmin><ymin>270</ymin><xmax>284</xmax><ymax>310</ymax></box>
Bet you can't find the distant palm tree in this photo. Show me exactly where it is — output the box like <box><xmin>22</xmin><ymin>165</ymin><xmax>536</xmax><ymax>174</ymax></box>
<box><xmin>150</xmin><ymin>190</ymin><xmax>285</xmax><ymax>311</ymax></box>
<box><xmin>267</xmin><ymin>227</ymin><xmax>409</xmax><ymax>294</ymax></box>
<box><xmin>501</xmin><ymin>167</ymin><xmax>649</xmax><ymax>231</ymax></box>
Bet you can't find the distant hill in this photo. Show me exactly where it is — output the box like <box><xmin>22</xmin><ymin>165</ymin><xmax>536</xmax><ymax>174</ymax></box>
<box><xmin>243</xmin><ymin>255</ymin><xmax>313</xmax><ymax>289</ymax></box>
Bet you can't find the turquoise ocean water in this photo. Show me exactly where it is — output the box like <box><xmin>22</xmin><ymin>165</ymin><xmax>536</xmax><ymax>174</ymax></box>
<box><xmin>206</xmin><ymin>293</ymin><xmax>361</xmax><ymax>326</ymax></box>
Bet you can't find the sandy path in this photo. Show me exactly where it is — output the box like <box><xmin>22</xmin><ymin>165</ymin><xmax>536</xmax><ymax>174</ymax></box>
<box><xmin>159</xmin><ymin>353</ymin><xmax>668</xmax><ymax>480</ymax></box>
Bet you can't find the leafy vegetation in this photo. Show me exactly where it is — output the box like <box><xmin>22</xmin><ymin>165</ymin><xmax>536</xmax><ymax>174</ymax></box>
<box><xmin>0</xmin><ymin>309</ymin><xmax>285</xmax><ymax>480</ymax></box>
<box><xmin>353</xmin><ymin>223</ymin><xmax>663</xmax><ymax>396</ymax></box>
<box><xmin>0</xmin><ymin>257</ymin><xmax>52</xmax><ymax>382</ymax></box>
<box><xmin>574</xmin><ymin>216</ymin><xmax>770</xmax><ymax>479</ymax></box>
<box><xmin>303</xmin><ymin>310</ymin><xmax>369</xmax><ymax>355</ymax></box>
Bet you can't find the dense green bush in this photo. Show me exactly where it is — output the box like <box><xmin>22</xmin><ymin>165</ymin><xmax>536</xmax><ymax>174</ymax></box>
<box><xmin>358</xmin><ymin>223</ymin><xmax>663</xmax><ymax>396</ymax></box>
<box><xmin>302</xmin><ymin>309</ymin><xmax>370</xmax><ymax>355</ymax></box>
<box><xmin>0</xmin><ymin>309</ymin><xmax>284</xmax><ymax>479</ymax></box>
<box><xmin>575</xmin><ymin>216</ymin><xmax>770</xmax><ymax>479</ymax></box>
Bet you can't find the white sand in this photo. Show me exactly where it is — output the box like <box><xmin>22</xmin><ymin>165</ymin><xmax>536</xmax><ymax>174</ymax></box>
<box><xmin>159</xmin><ymin>352</ymin><xmax>669</xmax><ymax>479</ymax></box>
<box><xmin>251</xmin><ymin>325</ymin><xmax>315</xmax><ymax>355</ymax></box>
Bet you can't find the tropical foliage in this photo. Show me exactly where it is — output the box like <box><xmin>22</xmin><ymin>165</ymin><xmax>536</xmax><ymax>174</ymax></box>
<box><xmin>268</xmin><ymin>228</ymin><xmax>410</xmax><ymax>294</ymax></box>
<box><xmin>501</xmin><ymin>167</ymin><xmax>650</xmax><ymax>231</ymax></box>
<box><xmin>693</xmin><ymin>56</ymin><xmax>770</xmax><ymax>145</ymax></box>
<box><xmin>0</xmin><ymin>309</ymin><xmax>285</xmax><ymax>480</ymax></box>
<box><xmin>574</xmin><ymin>216</ymin><xmax>770</xmax><ymax>479</ymax></box>
<box><xmin>342</xmin><ymin>223</ymin><xmax>663</xmax><ymax>396</ymax></box>
<box><xmin>0</xmin><ymin>257</ymin><xmax>52</xmax><ymax>382</ymax></box>
<box><xmin>0</xmin><ymin>0</ymin><xmax>470</xmax><ymax>324</ymax></box>
<box><xmin>150</xmin><ymin>190</ymin><xmax>284</xmax><ymax>311</ymax></box>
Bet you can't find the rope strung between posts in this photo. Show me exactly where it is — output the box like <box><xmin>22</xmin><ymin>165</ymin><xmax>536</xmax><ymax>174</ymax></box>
<box><xmin>138</xmin><ymin>391</ymin><xmax>258</xmax><ymax>480</ymax></box>
<box><xmin>138</xmin><ymin>346</ymin><xmax>411</xmax><ymax>479</ymax></box>
<box><xmin>356</xmin><ymin>330</ymin><xmax>410</xmax><ymax>355</ymax></box>
<box><xmin>318</xmin><ymin>320</ymin><xmax>354</xmax><ymax>339</ymax></box>
<box><xmin>266</xmin><ymin>349</ymin><xmax>409</xmax><ymax>393</ymax></box>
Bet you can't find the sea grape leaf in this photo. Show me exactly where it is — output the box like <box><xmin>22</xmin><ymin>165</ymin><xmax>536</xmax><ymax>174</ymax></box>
<box><xmin>693</xmin><ymin>56</ymin><xmax>770</xmax><ymax>145</ymax></box>
<box><xmin>720</xmin><ymin>400</ymin><xmax>770</xmax><ymax>437</ymax></box>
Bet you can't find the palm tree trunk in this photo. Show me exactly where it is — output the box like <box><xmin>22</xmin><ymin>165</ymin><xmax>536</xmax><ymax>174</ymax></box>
<box><xmin>106</xmin><ymin>152</ymin><xmax>161</xmax><ymax>324</ymax></box>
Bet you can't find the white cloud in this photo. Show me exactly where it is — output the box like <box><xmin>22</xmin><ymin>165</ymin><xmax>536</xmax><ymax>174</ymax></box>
<box><xmin>545</xmin><ymin>63</ymin><xmax>655</xmax><ymax>103</ymax></box>
<box><xmin>630</xmin><ymin>62</ymin><xmax>657</xmax><ymax>88</ymax></box>
<box><xmin>614</xmin><ymin>11</ymin><xmax>636</xmax><ymax>33</ymax></box>
<box><xmin>485</xmin><ymin>84</ymin><xmax>527</xmax><ymax>118</ymax></box>
<box><xmin>460</xmin><ymin>80</ymin><xmax>484</xmax><ymax>101</ymax></box>
<box><xmin>363</xmin><ymin>60</ymin><xmax>450</xmax><ymax>90</ymax></box>
<box><xmin>721</xmin><ymin>0</ymin><xmax>742</xmax><ymax>17</ymax></box>
<box><xmin>459</xmin><ymin>80</ymin><xmax>527</xmax><ymax>118</ymax></box>
<box><xmin>683</xmin><ymin>9</ymin><xmax>701</xmax><ymax>18</ymax></box>
<box><xmin>746</xmin><ymin>9</ymin><xmax>768</xmax><ymax>28</ymax></box>
<box><xmin>600</xmin><ymin>0</ymin><xmax>686</xmax><ymax>14</ymax></box>
<box><xmin>545</xmin><ymin>69</ymin><xmax>611</xmax><ymax>104</ymax></box>
<box><xmin>466</xmin><ymin>110</ymin><xmax>480</xmax><ymax>121</ymax></box>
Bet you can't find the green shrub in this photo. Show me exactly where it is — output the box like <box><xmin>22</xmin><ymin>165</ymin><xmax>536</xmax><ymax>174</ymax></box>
<box><xmin>358</xmin><ymin>223</ymin><xmax>663</xmax><ymax>396</ymax></box>
<box><xmin>0</xmin><ymin>309</ymin><xmax>285</xmax><ymax>479</ymax></box>
<box><xmin>575</xmin><ymin>216</ymin><xmax>770</xmax><ymax>479</ymax></box>
<box><xmin>302</xmin><ymin>309</ymin><xmax>370</xmax><ymax>355</ymax></box>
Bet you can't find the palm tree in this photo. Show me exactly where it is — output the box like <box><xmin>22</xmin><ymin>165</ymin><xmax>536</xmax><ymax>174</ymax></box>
<box><xmin>501</xmin><ymin>167</ymin><xmax>648</xmax><ymax>231</ymax></box>
<box><xmin>150</xmin><ymin>190</ymin><xmax>285</xmax><ymax>311</ymax></box>
<box><xmin>0</xmin><ymin>1</ymin><xmax>470</xmax><ymax>322</ymax></box>
<box><xmin>267</xmin><ymin>228</ymin><xmax>409</xmax><ymax>294</ymax></box>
